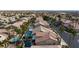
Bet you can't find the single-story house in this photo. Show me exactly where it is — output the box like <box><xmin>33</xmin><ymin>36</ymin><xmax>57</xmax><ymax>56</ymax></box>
<box><xmin>34</xmin><ymin>32</ymin><xmax>59</xmax><ymax>45</ymax></box>
<box><xmin>20</xmin><ymin>17</ymin><xmax>29</xmax><ymax>22</ymax></box>
<box><xmin>12</xmin><ymin>20</ymin><xmax>24</xmax><ymax>28</ymax></box>
<box><xmin>0</xmin><ymin>34</ymin><xmax>8</xmax><ymax>42</ymax></box>
<box><xmin>34</xmin><ymin>21</ymin><xmax>50</xmax><ymax>28</ymax></box>
<box><xmin>33</xmin><ymin>25</ymin><xmax>57</xmax><ymax>36</ymax></box>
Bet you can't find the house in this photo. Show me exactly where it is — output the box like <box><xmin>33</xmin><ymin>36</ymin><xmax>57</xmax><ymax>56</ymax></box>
<box><xmin>33</xmin><ymin>25</ymin><xmax>57</xmax><ymax>36</ymax></box>
<box><xmin>0</xmin><ymin>29</ymin><xmax>9</xmax><ymax>42</ymax></box>
<box><xmin>35</xmin><ymin>16</ymin><xmax>49</xmax><ymax>26</ymax></box>
<box><xmin>8</xmin><ymin>17</ymin><xmax>16</xmax><ymax>23</ymax></box>
<box><xmin>12</xmin><ymin>20</ymin><xmax>24</xmax><ymax>28</ymax></box>
<box><xmin>0</xmin><ymin>34</ymin><xmax>8</xmax><ymax>42</ymax></box>
<box><xmin>8</xmin><ymin>29</ymin><xmax>17</xmax><ymax>36</ymax></box>
<box><xmin>71</xmin><ymin>22</ymin><xmax>79</xmax><ymax>32</ymax></box>
<box><xmin>33</xmin><ymin>25</ymin><xmax>61</xmax><ymax>45</ymax></box>
<box><xmin>34</xmin><ymin>21</ymin><xmax>50</xmax><ymax>28</ymax></box>
<box><xmin>62</xmin><ymin>20</ymin><xmax>72</xmax><ymax>28</ymax></box>
<box><xmin>62</xmin><ymin>20</ymin><xmax>79</xmax><ymax>32</ymax></box>
<box><xmin>0</xmin><ymin>29</ymin><xmax>8</xmax><ymax>33</ymax></box>
<box><xmin>0</xmin><ymin>17</ymin><xmax>9</xmax><ymax>25</ymax></box>
<box><xmin>31</xmin><ymin>14</ymin><xmax>36</xmax><ymax>18</ymax></box>
<box><xmin>20</xmin><ymin>17</ymin><xmax>29</xmax><ymax>22</ymax></box>
<box><xmin>34</xmin><ymin>32</ymin><xmax>59</xmax><ymax>45</ymax></box>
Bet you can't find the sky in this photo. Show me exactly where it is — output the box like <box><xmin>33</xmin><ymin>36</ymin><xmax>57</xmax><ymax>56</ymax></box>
<box><xmin>0</xmin><ymin>0</ymin><xmax>79</xmax><ymax>10</ymax></box>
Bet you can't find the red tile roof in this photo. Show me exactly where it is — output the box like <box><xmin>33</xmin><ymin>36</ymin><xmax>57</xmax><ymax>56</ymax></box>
<box><xmin>35</xmin><ymin>32</ymin><xmax>58</xmax><ymax>43</ymax></box>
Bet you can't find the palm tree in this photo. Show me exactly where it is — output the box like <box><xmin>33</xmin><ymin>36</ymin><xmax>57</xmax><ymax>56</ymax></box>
<box><xmin>59</xmin><ymin>24</ymin><xmax>65</xmax><ymax>36</ymax></box>
<box><xmin>20</xmin><ymin>21</ymin><xmax>31</xmax><ymax>35</ymax></box>
<box><xmin>43</xmin><ymin>15</ymin><xmax>51</xmax><ymax>21</ymax></box>
<box><xmin>30</xmin><ymin>17</ymin><xmax>36</xmax><ymax>24</ymax></box>
<box><xmin>57</xmin><ymin>15</ymin><xmax>61</xmax><ymax>21</ymax></box>
<box><xmin>14</xmin><ymin>28</ymin><xmax>22</xmax><ymax>34</ymax></box>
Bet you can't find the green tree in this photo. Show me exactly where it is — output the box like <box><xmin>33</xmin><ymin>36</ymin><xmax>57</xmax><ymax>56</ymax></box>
<box><xmin>43</xmin><ymin>15</ymin><xmax>50</xmax><ymax>21</ymax></box>
<box><xmin>59</xmin><ymin>25</ymin><xmax>65</xmax><ymax>33</ymax></box>
<box><xmin>30</xmin><ymin>17</ymin><xmax>36</xmax><ymax>24</ymax></box>
<box><xmin>14</xmin><ymin>28</ymin><xmax>22</xmax><ymax>34</ymax></box>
